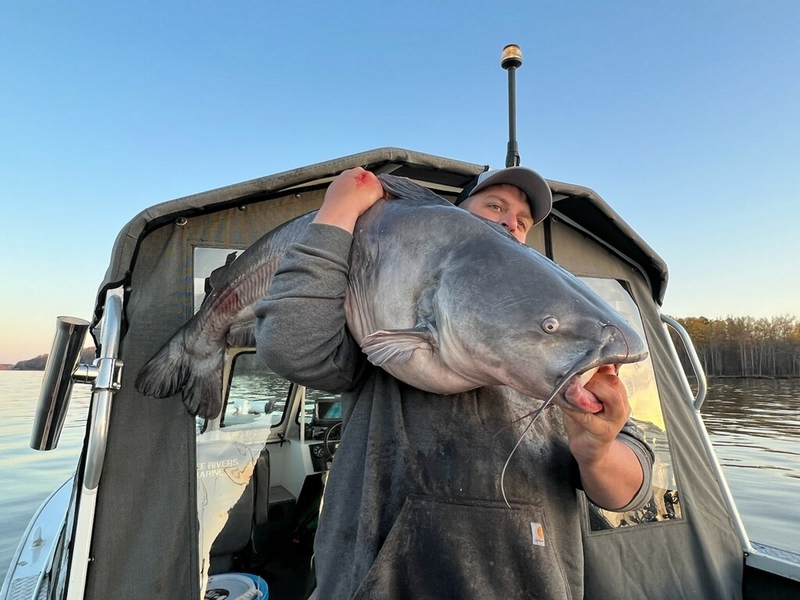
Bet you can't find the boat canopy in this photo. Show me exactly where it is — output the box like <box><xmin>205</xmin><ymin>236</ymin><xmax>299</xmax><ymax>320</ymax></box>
<box><xmin>91</xmin><ymin>147</ymin><xmax>668</xmax><ymax>330</ymax></box>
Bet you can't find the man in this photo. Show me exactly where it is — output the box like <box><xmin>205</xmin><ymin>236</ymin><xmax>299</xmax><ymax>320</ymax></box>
<box><xmin>453</xmin><ymin>165</ymin><xmax>550</xmax><ymax>243</ymax></box>
<box><xmin>255</xmin><ymin>167</ymin><xmax>653</xmax><ymax>599</ymax></box>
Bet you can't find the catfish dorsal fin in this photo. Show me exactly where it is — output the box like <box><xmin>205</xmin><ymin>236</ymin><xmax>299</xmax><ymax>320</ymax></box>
<box><xmin>376</xmin><ymin>174</ymin><xmax>451</xmax><ymax>206</ymax></box>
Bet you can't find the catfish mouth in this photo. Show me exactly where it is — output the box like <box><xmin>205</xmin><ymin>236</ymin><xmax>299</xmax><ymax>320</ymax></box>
<box><xmin>555</xmin><ymin>340</ymin><xmax>647</xmax><ymax>413</ymax></box>
<box><xmin>559</xmin><ymin>364</ymin><xmax>622</xmax><ymax>414</ymax></box>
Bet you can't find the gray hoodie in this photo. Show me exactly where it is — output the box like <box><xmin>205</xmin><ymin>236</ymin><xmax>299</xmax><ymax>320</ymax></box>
<box><xmin>255</xmin><ymin>223</ymin><xmax>653</xmax><ymax>600</ymax></box>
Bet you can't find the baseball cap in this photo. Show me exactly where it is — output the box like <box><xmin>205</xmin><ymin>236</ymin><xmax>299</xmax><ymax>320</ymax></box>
<box><xmin>455</xmin><ymin>166</ymin><xmax>553</xmax><ymax>224</ymax></box>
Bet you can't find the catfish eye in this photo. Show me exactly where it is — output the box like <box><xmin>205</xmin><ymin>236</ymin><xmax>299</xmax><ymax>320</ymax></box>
<box><xmin>541</xmin><ymin>317</ymin><xmax>559</xmax><ymax>334</ymax></box>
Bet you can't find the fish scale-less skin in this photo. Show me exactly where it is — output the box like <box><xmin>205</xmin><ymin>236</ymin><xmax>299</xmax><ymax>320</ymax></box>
<box><xmin>137</xmin><ymin>174</ymin><xmax>646</xmax><ymax>419</ymax></box>
<box><xmin>349</xmin><ymin>177</ymin><xmax>646</xmax><ymax>407</ymax></box>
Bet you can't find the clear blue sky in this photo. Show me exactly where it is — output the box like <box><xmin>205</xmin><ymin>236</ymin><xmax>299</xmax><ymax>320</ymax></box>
<box><xmin>1</xmin><ymin>1</ymin><xmax>798</xmax><ymax>364</ymax></box>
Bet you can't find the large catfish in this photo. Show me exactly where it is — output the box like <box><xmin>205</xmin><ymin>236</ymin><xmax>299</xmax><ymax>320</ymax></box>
<box><xmin>135</xmin><ymin>174</ymin><xmax>647</xmax><ymax>419</ymax></box>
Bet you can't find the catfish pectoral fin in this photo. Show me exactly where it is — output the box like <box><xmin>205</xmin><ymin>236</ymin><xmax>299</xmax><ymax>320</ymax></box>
<box><xmin>360</xmin><ymin>327</ymin><xmax>435</xmax><ymax>366</ymax></box>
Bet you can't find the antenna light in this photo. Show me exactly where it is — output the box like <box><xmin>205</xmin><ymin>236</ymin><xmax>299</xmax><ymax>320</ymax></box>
<box><xmin>501</xmin><ymin>44</ymin><xmax>523</xmax><ymax>167</ymax></box>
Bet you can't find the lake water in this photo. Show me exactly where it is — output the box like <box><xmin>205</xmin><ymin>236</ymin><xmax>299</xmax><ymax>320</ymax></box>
<box><xmin>1</xmin><ymin>372</ymin><xmax>798</xmax><ymax>582</ymax></box>
<box><xmin>700</xmin><ymin>378</ymin><xmax>800</xmax><ymax>553</ymax></box>
<box><xmin>0</xmin><ymin>371</ymin><xmax>92</xmax><ymax>583</ymax></box>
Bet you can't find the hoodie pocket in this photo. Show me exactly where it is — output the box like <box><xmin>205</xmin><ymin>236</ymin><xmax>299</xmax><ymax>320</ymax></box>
<box><xmin>353</xmin><ymin>495</ymin><xmax>576</xmax><ymax>600</ymax></box>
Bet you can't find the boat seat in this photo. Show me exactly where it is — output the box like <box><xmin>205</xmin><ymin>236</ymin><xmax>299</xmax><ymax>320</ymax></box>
<box><xmin>207</xmin><ymin>445</ymin><xmax>270</xmax><ymax>574</ymax></box>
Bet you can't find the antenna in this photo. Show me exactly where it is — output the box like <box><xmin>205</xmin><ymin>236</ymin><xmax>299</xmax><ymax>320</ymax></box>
<box><xmin>501</xmin><ymin>44</ymin><xmax>523</xmax><ymax>168</ymax></box>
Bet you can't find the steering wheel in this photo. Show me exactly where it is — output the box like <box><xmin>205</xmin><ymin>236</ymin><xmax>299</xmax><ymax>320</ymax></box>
<box><xmin>323</xmin><ymin>422</ymin><xmax>342</xmax><ymax>460</ymax></box>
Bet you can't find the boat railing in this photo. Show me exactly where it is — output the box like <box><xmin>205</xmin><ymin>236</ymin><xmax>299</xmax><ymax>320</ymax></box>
<box><xmin>660</xmin><ymin>314</ymin><xmax>753</xmax><ymax>555</ymax></box>
<box><xmin>66</xmin><ymin>286</ymin><xmax>125</xmax><ymax>600</ymax></box>
<box><xmin>663</xmin><ymin>315</ymin><xmax>800</xmax><ymax>586</ymax></box>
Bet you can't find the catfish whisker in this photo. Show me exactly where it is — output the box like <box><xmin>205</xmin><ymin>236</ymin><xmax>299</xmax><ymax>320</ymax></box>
<box><xmin>499</xmin><ymin>373</ymin><xmax>575</xmax><ymax>508</ymax></box>
<box><xmin>497</xmin><ymin>323</ymin><xmax>632</xmax><ymax>506</ymax></box>
<box><xmin>492</xmin><ymin>405</ymin><xmax>547</xmax><ymax>440</ymax></box>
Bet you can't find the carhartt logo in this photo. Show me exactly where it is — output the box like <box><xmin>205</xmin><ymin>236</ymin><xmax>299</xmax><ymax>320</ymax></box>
<box><xmin>530</xmin><ymin>522</ymin><xmax>545</xmax><ymax>547</ymax></box>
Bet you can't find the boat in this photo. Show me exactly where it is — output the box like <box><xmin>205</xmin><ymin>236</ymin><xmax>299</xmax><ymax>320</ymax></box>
<box><xmin>2</xmin><ymin>146</ymin><xmax>799</xmax><ymax>599</ymax></box>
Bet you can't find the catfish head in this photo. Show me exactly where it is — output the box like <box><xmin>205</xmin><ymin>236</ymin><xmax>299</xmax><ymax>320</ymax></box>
<box><xmin>441</xmin><ymin>241</ymin><xmax>647</xmax><ymax>411</ymax></box>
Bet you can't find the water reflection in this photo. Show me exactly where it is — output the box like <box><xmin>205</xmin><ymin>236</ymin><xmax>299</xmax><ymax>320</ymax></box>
<box><xmin>701</xmin><ymin>378</ymin><xmax>800</xmax><ymax>553</ymax></box>
<box><xmin>703</xmin><ymin>379</ymin><xmax>800</xmax><ymax>446</ymax></box>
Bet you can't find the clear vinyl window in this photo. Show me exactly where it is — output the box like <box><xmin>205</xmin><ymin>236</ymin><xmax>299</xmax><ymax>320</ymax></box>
<box><xmin>193</xmin><ymin>247</ymin><xmax>243</xmax><ymax>314</ymax></box>
<box><xmin>222</xmin><ymin>352</ymin><xmax>291</xmax><ymax>429</ymax></box>
<box><xmin>581</xmin><ymin>278</ymin><xmax>682</xmax><ymax>529</ymax></box>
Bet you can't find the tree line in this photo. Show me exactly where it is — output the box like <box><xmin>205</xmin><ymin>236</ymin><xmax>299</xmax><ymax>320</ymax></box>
<box><xmin>675</xmin><ymin>315</ymin><xmax>800</xmax><ymax>378</ymax></box>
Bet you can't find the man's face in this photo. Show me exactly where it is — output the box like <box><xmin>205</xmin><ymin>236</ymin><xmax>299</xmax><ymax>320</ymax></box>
<box><xmin>460</xmin><ymin>184</ymin><xmax>533</xmax><ymax>243</ymax></box>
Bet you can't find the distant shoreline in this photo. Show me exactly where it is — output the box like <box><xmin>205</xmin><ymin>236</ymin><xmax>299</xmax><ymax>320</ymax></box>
<box><xmin>0</xmin><ymin>348</ymin><xmax>97</xmax><ymax>372</ymax></box>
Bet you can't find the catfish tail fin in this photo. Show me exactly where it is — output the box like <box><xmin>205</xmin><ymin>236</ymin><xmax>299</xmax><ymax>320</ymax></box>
<box><xmin>135</xmin><ymin>334</ymin><xmax>225</xmax><ymax>419</ymax></box>
<box><xmin>135</xmin><ymin>335</ymin><xmax>191</xmax><ymax>400</ymax></box>
<box><xmin>180</xmin><ymin>350</ymin><xmax>225</xmax><ymax>419</ymax></box>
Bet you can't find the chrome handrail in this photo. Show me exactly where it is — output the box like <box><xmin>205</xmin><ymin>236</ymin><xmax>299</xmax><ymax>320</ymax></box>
<box><xmin>83</xmin><ymin>289</ymin><xmax>124</xmax><ymax>490</ymax></box>
<box><xmin>66</xmin><ymin>286</ymin><xmax>125</xmax><ymax>600</ymax></box>
<box><xmin>661</xmin><ymin>313</ymin><xmax>753</xmax><ymax>554</ymax></box>
<box><xmin>660</xmin><ymin>314</ymin><xmax>707</xmax><ymax>409</ymax></box>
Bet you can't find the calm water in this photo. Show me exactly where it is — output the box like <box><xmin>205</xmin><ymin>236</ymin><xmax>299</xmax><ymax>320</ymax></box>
<box><xmin>0</xmin><ymin>371</ymin><xmax>92</xmax><ymax>582</ymax></box>
<box><xmin>701</xmin><ymin>378</ymin><xmax>800</xmax><ymax>554</ymax></box>
<box><xmin>1</xmin><ymin>372</ymin><xmax>798</xmax><ymax>582</ymax></box>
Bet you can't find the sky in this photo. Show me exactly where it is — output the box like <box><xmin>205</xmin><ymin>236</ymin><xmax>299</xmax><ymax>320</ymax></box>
<box><xmin>1</xmin><ymin>1</ymin><xmax>799</xmax><ymax>364</ymax></box>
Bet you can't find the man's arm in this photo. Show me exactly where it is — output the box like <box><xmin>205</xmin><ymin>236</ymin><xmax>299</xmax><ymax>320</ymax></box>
<box><xmin>254</xmin><ymin>168</ymin><xmax>385</xmax><ymax>392</ymax></box>
<box><xmin>561</xmin><ymin>365</ymin><xmax>653</xmax><ymax>511</ymax></box>
<box><xmin>313</xmin><ymin>167</ymin><xmax>385</xmax><ymax>232</ymax></box>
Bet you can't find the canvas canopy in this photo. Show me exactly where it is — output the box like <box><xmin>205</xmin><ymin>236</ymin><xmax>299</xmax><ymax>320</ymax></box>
<box><xmin>91</xmin><ymin>148</ymin><xmax>668</xmax><ymax>329</ymax></box>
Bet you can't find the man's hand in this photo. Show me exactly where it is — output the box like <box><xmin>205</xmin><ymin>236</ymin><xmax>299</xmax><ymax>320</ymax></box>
<box><xmin>314</xmin><ymin>167</ymin><xmax>385</xmax><ymax>233</ymax></box>
<box><xmin>560</xmin><ymin>365</ymin><xmax>644</xmax><ymax>510</ymax></box>
<box><xmin>560</xmin><ymin>365</ymin><xmax>630</xmax><ymax>463</ymax></box>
